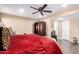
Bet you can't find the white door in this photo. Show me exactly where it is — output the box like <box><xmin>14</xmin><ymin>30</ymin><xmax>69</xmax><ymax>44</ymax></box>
<box><xmin>54</xmin><ymin>20</ymin><xmax>70</xmax><ymax>40</ymax></box>
<box><xmin>62</xmin><ymin>20</ymin><xmax>70</xmax><ymax>40</ymax></box>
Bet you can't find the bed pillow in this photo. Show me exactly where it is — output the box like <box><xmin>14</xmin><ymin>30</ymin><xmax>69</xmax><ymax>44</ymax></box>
<box><xmin>8</xmin><ymin>27</ymin><xmax>16</xmax><ymax>37</ymax></box>
<box><xmin>1</xmin><ymin>27</ymin><xmax>10</xmax><ymax>50</ymax></box>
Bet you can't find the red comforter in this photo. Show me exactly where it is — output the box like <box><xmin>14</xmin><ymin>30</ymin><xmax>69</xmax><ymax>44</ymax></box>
<box><xmin>0</xmin><ymin>34</ymin><xmax>62</xmax><ymax>54</ymax></box>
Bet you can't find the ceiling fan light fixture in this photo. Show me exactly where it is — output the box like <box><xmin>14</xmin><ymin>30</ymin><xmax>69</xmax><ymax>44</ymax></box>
<box><xmin>30</xmin><ymin>4</ymin><xmax>52</xmax><ymax>16</ymax></box>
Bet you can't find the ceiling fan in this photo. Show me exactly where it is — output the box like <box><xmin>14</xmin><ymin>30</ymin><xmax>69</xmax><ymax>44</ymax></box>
<box><xmin>30</xmin><ymin>4</ymin><xmax>52</xmax><ymax>16</ymax></box>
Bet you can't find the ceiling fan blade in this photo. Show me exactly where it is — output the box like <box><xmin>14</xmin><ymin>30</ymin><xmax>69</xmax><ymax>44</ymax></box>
<box><xmin>43</xmin><ymin>10</ymin><xmax>52</xmax><ymax>13</ymax></box>
<box><xmin>32</xmin><ymin>11</ymin><xmax>39</xmax><ymax>14</ymax></box>
<box><xmin>40</xmin><ymin>11</ymin><xmax>43</xmax><ymax>15</ymax></box>
<box><xmin>41</xmin><ymin>4</ymin><xmax>47</xmax><ymax>10</ymax></box>
<box><xmin>30</xmin><ymin>6</ymin><xmax>38</xmax><ymax>10</ymax></box>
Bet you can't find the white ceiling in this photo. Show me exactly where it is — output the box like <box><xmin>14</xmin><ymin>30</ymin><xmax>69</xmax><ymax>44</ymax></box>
<box><xmin>0</xmin><ymin>4</ymin><xmax>79</xmax><ymax>19</ymax></box>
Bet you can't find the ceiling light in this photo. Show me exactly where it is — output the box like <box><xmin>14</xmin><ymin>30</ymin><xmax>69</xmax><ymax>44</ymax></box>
<box><xmin>19</xmin><ymin>9</ymin><xmax>24</xmax><ymax>13</ymax></box>
<box><xmin>62</xmin><ymin>4</ymin><xmax>68</xmax><ymax>7</ymax></box>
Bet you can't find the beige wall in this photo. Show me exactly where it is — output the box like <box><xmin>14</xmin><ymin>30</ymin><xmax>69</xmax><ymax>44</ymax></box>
<box><xmin>1</xmin><ymin>14</ymin><xmax>37</xmax><ymax>34</ymax></box>
<box><xmin>70</xmin><ymin>18</ymin><xmax>79</xmax><ymax>41</ymax></box>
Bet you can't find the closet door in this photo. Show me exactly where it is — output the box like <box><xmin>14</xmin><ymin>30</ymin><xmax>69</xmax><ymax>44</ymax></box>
<box><xmin>34</xmin><ymin>22</ymin><xmax>38</xmax><ymax>34</ymax></box>
<box><xmin>34</xmin><ymin>21</ymin><xmax>46</xmax><ymax>36</ymax></box>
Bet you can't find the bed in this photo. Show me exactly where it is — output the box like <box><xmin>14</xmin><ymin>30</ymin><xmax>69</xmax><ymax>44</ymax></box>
<box><xmin>0</xmin><ymin>34</ymin><xmax>62</xmax><ymax>54</ymax></box>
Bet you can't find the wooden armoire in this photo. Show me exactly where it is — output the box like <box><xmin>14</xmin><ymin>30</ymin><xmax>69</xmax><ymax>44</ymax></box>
<box><xmin>33</xmin><ymin>21</ymin><xmax>46</xmax><ymax>36</ymax></box>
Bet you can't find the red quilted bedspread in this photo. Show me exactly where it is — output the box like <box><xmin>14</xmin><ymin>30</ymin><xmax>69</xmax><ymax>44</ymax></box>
<box><xmin>0</xmin><ymin>34</ymin><xmax>62</xmax><ymax>54</ymax></box>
